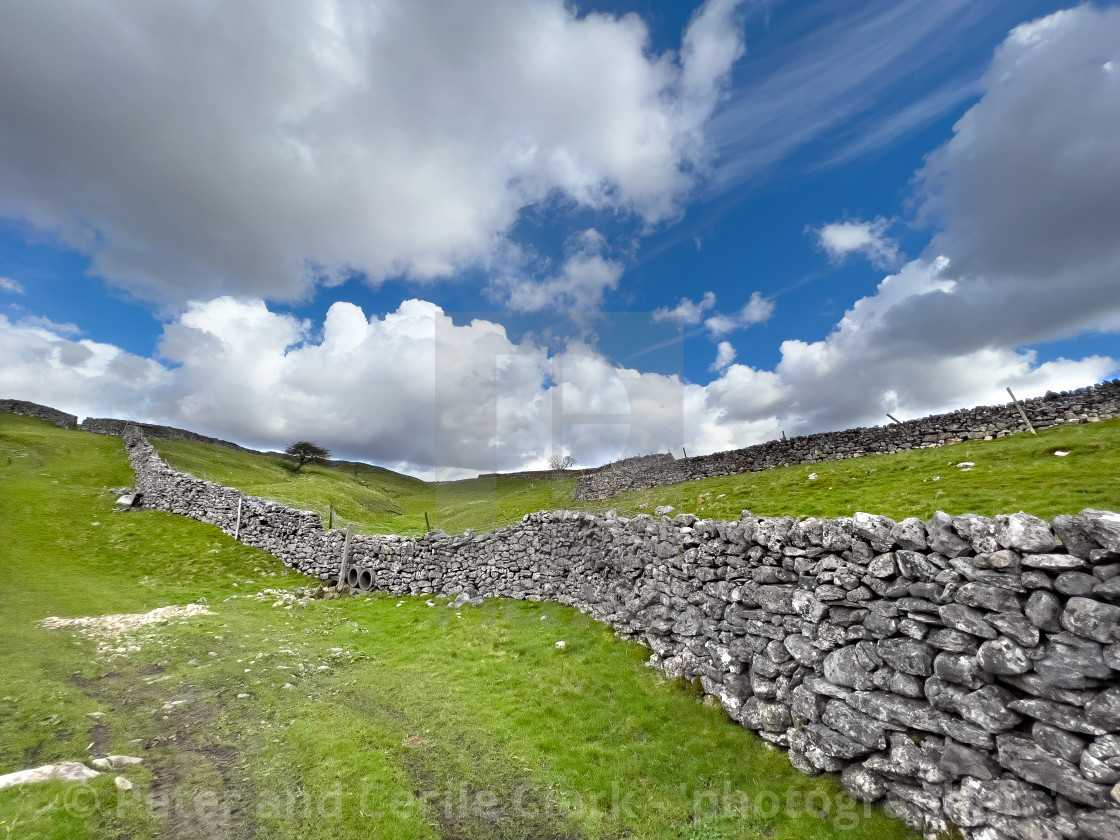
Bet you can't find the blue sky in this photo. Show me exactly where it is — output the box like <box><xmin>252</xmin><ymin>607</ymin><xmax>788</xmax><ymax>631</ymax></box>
<box><xmin>1</xmin><ymin>0</ymin><xmax>1118</xmax><ymax>477</ymax></box>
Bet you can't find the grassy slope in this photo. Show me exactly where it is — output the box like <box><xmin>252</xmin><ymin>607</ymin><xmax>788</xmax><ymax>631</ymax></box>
<box><xmin>591</xmin><ymin>417</ymin><xmax>1120</xmax><ymax>523</ymax></box>
<box><xmin>1</xmin><ymin>412</ymin><xmax>912</xmax><ymax>840</ymax></box>
<box><xmin>154</xmin><ymin>439</ymin><xmax>579</xmax><ymax>537</ymax></box>
<box><xmin>156</xmin><ymin>418</ymin><xmax>1120</xmax><ymax>539</ymax></box>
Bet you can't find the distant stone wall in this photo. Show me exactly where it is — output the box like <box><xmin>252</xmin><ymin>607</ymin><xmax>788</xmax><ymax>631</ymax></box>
<box><xmin>81</xmin><ymin>417</ymin><xmax>254</xmax><ymax>452</ymax></box>
<box><xmin>125</xmin><ymin>427</ymin><xmax>1120</xmax><ymax>840</ymax></box>
<box><xmin>0</xmin><ymin>399</ymin><xmax>77</xmax><ymax>429</ymax></box>
<box><xmin>470</xmin><ymin>468</ymin><xmax>583</xmax><ymax>482</ymax></box>
<box><xmin>575</xmin><ymin>380</ymin><xmax>1120</xmax><ymax>501</ymax></box>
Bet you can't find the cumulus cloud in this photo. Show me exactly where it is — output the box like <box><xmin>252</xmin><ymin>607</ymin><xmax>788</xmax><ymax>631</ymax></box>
<box><xmin>0</xmin><ymin>313</ymin><xmax>170</xmax><ymax>418</ymax></box>
<box><xmin>710</xmin><ymin>340</ymin><xmax>736</xmax><ymax>371</ymax></box>
<box><xmin>0</xmin><ymin>277</ymin><xmax>24</xmax><ymax>294</ymax></box>
<box><xmin>0</xmin><ymin>298</ymin><xmax>699</xmax><ymax>475</ymax></box>
<box><xmin>0</xmin><ymin>0</ymin><xmax>745</xmax><ymax>303</ymax></box>
<box><xmin>1</xmin><ymin>287</ymin><xmax>1113</xmax><ymax>478</ymax></box>
<box><xmin>909</xmin><ymin>4</ymin><xmax>1120</xmax><ymax>347</ymax></box>
<box><xmin>704</xmin><ymin>291</ymin><xmax>774</xmax><ymax>337</ymax></box>
<box><xmin>651</xmin><ymin>289</ymin><xmax>772</xmax><ymax>339</ymax></box>
<box><xmin>813</xmin><ymin>217</ymin><xmax>901</xmax><ymax>268</ymax></box>
<box><xmin>652</xmin><ymin>291</ymin><xmax>717</xmax><ymax>325</ymax></box>
<box><xmin>488</xmin><ymin>230</ymin><xmax>624</xmax><ymax>312</ymax></box>
<box><xmin>758</xmin><ymin>258</ymin><xmax>1117</xmax><ymax>433</ymax></box>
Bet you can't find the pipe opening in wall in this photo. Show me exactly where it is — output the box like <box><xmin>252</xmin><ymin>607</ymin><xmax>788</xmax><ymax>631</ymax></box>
<box><xmin>346</xmin><ymin>567</ymin><xmax>360</xmax><ymax>587</ymax></box>
<box><xmin>357</xmin><ymin>569</ymin><xmax>374</xmax><ymax>591</ymax></box>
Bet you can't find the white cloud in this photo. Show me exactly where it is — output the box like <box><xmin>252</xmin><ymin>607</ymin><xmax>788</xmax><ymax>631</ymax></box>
<box><xmin>759</xmin><ymin>258</ymin><xmax>1117</xmax><ymax>433</ymax></box>
<box><xmin>0</xmin><ymin>298</ymin><xmax>697</xmax><ymax>475</ymax></box>
<box><xmin>0</xmin><ymin>288</ymin><xmax>1113</xmax><ymax>478</ymax></box>
<box><xmin>4</xmin><ymin>8</ymin><xmax>1120</xmax><ymax>479</ymax></box>
<box><xmin>488</xmin><ymin>230</ymin><xmax>624</xmax><ymax>312</ymax></box>
<box><xmin>704</xmin><ymin>291</ymin><xmax>774</xmax><ymax>336</ymax></box>
<box><xmin>813</xmin><ymin>217</ymin><xmax>900</xmax><ymax>268</ymax></box>
<box><xmin>909</xmin><ymin>4</ymin><xmax>1120</xmax><ymax>347</ymax></box>
<box><xmin>0</xmin><ymin>313</ymin><xmax>170</xmax><ymax>418</ymax></box>
<box><xmin>652</xmin><ymin>291</ymin><xmax>717</xmax><ymax>325</ymax></box>
<box><xmin>710</xmin><ymin>340</ymin><xmax>736</xmax><ymax>371</ymax></box>
<box><xmin>0</xmin><ymin>277</ymin><xmax>24</xmax><ymax>294</ymax></box>
<box><xmin>14</xmin><ymin>315</ymin><xmax>82</xmax><ymax>337</ymax></box>
<box><xmin>0</xmin><ymin>0</ymin><xmax>745</xmax><ymax>304</ymax></box>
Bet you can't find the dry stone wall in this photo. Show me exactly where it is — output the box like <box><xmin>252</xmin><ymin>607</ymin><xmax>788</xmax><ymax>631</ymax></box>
<box><xmin>575</xmin><ymin>380</ymin><xmax>1120</xmax><ymax>501</ymax></box>
<box><xmin>122</xmin><ymin>427</ymin><xmax>1120</xmax><ymax>840</ymax></box>
<box><xmin>82</xmin><ymin>417</ymin><xmax>256</xmax><ymax>452</ymax></box>
<box><xmin>0</xmin><ymin>399</ymin><xmax>77</xmax><ymax>429</ymax></box>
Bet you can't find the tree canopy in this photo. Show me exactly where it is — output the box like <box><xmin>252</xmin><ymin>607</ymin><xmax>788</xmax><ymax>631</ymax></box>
<box><xmin>285</xmin><ymin>441</ymin><xmax>331</xmax><ymax>472</ymax></box>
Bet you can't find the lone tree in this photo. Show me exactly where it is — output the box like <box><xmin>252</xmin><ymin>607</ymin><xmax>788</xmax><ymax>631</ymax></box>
<box><xmin>285</xmin><ymin>441</ymin><xmax>331</xmax><ymax>473</ymax></box>
<box><xmin>548</xmin><ymin>454</ymin><xmax>576</xmax><ymax>471</ymax></box>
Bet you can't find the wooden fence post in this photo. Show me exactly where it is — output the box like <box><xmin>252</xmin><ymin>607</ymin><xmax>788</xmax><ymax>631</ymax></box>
<box><xmin>424</xmin><ymin>512</ymin><xmax>431</xmax><ymax>533</ymax></box>
<box><xmin>1006</xmin><ymin>387</ymin><xmax>1037</xmax><ymax>435</ymax></box>
<box><xmin>886</xmin><ymin>414</ymin><xmax>902</xmax><ymax>425</ymax></box>
<box><xmin>328</xmin><ymin>504</ymin><xmax>334</xmax><ymax>530</ymax></box>
<box><xmin>234</xmin><ymin>498</ymin><xmax>242</xmax><ymax>541</ymax></box>
<box><xmin>337</xmin><ymin>524</ymin><xmax>354</xmax><ymax>588</ymax></box>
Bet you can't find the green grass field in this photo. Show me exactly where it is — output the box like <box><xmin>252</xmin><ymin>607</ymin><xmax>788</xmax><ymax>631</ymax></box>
<box><xmin>155</xmin><ymin>417</ymin><xmax>1120</xmax><ymax>537</ymax></box>
<box><xmin>1</xmin><ymin>412</ymin><xmax>917</xmax><ymax>840</ymax></box>
<box><xmin>154</xmin><ymin>438</ymin><xmax>579</xmax><ymax>537</ymax></box>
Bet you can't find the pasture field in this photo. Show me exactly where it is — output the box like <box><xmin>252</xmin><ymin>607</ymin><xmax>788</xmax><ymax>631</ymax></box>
<box><xmin>1</xmin><ymin>412</ymin><xmax>917</xmax><ymax>839</ymax></box>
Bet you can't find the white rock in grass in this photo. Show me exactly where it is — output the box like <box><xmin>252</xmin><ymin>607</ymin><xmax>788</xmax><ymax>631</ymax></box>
<box><xmin>555</xmin><ymin>641</ymin><xmax>567</xmax><ymax>651</ymax></box>
<box><xmin>1054</xmin><ymin>450</ymin><xmax>1070</xmax><ymax>457</ymax></box>
<box><xmin>808</xmin><ymin>473</ymin><xmax>819</xmax><ymax>480</ymax></box>
<box><xmin>0</xmin><ymin>762</ymin><xmax>100</xmax><ymax>790</ymax></box>
<box><xmin>92</xmin><ymin>755</ymin><xmax>142</xmax><ymax>770</ymax></box>
<box><xmin>114</xmin><ymin>775</ymin><xmax>133</xmax><ymax>792</ymax></box>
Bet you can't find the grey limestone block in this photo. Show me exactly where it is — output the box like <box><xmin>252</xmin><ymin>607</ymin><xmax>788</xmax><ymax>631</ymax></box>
<box><xmin>996</xmin><ymin>513</ymin><xmax>1058</xmax><ymax>554</ymax></box>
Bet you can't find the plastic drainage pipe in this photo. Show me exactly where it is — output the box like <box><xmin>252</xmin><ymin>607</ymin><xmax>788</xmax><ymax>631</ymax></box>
<box><xmin>346</xmin><ymin>566</ymin><xmax>360</xmax><ymax>587</ymax></box>
<box><xmin>357</xmin><ymin>569</ymin><xmax>374</xmax><ymax>591</ymax></box>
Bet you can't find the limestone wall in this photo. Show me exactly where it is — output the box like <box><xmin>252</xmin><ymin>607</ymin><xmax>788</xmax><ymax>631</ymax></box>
<box><xmin>575</xmin><ymin>380</ymin><xmax>1120</xmax><ymax>501</ymax></box>
<box><xmin>0</xmin><ymin>399</ymin><xmax>77</xmax><ymax>429</ymax></box>
<box><xmin>81</xmin><ymin>417</ymin><xmax>255</xmax><ymax>452</ymax></box>
<box><xmin>123</xmin><ymin>427</ymin><xmax>1120</xmax><ymax>840</ymax></box>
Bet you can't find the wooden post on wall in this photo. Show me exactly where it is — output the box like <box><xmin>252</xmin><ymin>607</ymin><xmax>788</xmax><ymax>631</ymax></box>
<box><xmin>886</xmin><ymin>414</ymin><xmax>902</xmax><ymax>425</ymax></box>
<box><xmin>328</xmin><ymin>504</ymin><xmax>334</xmax><ymax>530</ymax></box>
<box><xmin>1006</xmin><ymin>387</ymin><xmax>1037</xmax><ymax>435</ymax></box>
<box><xmin>234</xmin><ymin>498</ymin><xmax>242</xmax><ymax>541</ymax></box>
<box><xmin>424</xmin><ymin>512</ymin><xmax>431</xmax><ymax>533</ymax></box>
<box><xmin>337</xmin><ymin>524</ymin><xmax>354</xmax><ymax>589</ymax></box>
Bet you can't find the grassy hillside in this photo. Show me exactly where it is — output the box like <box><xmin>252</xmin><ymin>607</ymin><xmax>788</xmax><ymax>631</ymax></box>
<box><xmin>593</xmin><ymin>417</ymin><xmax>1120</xmax><ymax>523</ymax></box>
<box><xmin>4</xmin><ymin>412</ymin><xmax>917</xmax><ymax>840</ymax></box>
<box><xmin>155</xmin><ymin>438</ymin><xmax>579</xmax><ymax>536</ymax></box>
<box><xmin>155</xmin><ymin>418</ymin><xmax>1120</xmax><ymax>538</ymax></box>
